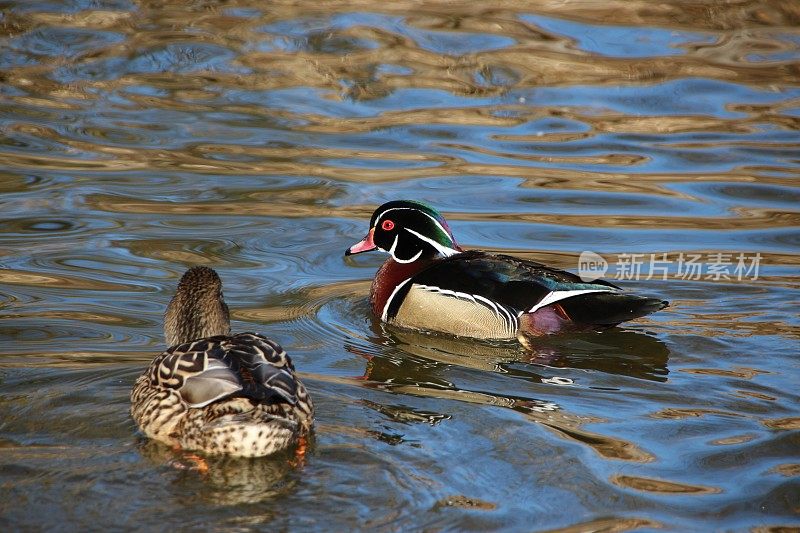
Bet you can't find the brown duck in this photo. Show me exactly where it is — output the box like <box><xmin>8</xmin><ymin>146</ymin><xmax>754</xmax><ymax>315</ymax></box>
<box><xmin>130</xmin><ymin>266</ymin><xmax>313</xmax><ymax>457</ymax></box>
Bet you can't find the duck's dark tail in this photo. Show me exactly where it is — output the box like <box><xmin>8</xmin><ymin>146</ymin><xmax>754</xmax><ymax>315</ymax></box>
<box><xmin>559</xmin><ymin>292</ymin><xmax>668</xmax><ymax>327</ymax></box>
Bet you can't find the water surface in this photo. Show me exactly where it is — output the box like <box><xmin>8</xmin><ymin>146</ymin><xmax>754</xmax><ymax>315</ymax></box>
<box><xmin>1</xmin><ymin>0</ymin><xmax>799</xmax><ymax>530</ymax></box>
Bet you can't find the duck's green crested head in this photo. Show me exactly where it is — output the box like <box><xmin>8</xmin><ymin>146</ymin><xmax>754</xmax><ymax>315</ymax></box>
<box><xmin>346</xmin><ymin>200</ymin><xmax>462</xmax><ymax>263</ymax></box>
<box><xmin>164</xmin><ymin>266</ymin><xmax>231</xmax><ymax>346</ymax></box>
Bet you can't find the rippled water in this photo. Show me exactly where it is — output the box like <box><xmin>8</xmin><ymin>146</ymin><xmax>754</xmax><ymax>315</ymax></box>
<box><xmin>1</xmin><ymin>0</ymin><xmax>799</xmax><ymax>530</ymax></box>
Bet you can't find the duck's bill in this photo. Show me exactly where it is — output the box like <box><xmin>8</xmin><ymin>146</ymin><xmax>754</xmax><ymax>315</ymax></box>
<box><xmin>345</xmin><ymin>228</ymin><xmax>376</xmax><ymax>255</ymax></box>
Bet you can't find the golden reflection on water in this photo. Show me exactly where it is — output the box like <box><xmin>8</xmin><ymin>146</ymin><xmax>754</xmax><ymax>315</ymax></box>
<box><xmin>0</xmin><ymin>310</ymin><xmax>142</xmax><ymax>326</ymax></box>
<box><xmin>762</xmin><ymin>417</ymin><xmax>800</xmax><ymax>430</ymax></box>
<box><xmin>1</xmin><ymin>0</ymin><xmax>799</xmax><ymax>529</ymax></box>
<box><xmin>734</xmin><ymin>390</ymin><xmax>777</xmax><ymax>401</ymax></box>
<box><xmin>652</xmin><ymin>407</ymin><xmax>748</xmax><ymax>420</ymax></box>
<box><xmin>771</xmin><ymin>463</ymin><xmax>800</xmax><ymax>477</ymax></box>
<box><xmin>710</xmin><ymin>433</ymin><xmax>758</xmax><ymax>445</ymax></box>
<box><xmin>8</xmin><ymin>0</ymin><xmax>797</xmax><ymax>100</ymax></box>
<box><xmin>432</xmin><ymin>495</ymin><xmax>497</xmax><ymax>511</ymax></box>
<box><xmin>80</xmin><ymin>193</ymin><xmax>800</xmax><ymax>233</ymax></box>
<box><xmin>540</xmin><ymin>516</ymin><xmax>662</xmax><ymax>533</ymax></box>
<box><xmin>0</xmin><ymin>353</ymin><xmax>153</xmax><ymax>367</ymax></box>
<box><xmin>611</xmin><ymin>474</ymin><xmax>722</xmax><ymax>495</ymax></box>
<box><xmin>681</xmin><ymin>366</ymin><xmax>770</xmax><ymax>379</ymax></box>
<box><xmin>0</xmin><ymin>268</ymin><xmax>142</xmax><ymax>291</ymax></box>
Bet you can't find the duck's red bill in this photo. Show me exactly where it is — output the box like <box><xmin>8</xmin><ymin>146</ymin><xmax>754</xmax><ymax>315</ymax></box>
<box><xmin>346</xmin><ymin>228</ymin><xmax>376</xmax><ymax>255</ymax></box>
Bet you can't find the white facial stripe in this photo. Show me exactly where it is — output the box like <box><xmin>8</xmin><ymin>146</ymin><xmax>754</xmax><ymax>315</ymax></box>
<box><xmin>375</xmin><ymin>207</ymin><xmax>455</xmax><ymax>244</ymax></box>
<box><xmin>528</xmin><ymin>289</ymin><xmax>616</xmax><ymax>313</ymax></box>
<box><xmin>382</xmin><ymin>277</ymin><xmax>413</xmax><ymax>321</ymax></box>
<box><xmin>404</xmin><ymin>227</ymin><xmax>460</xmax><ymax>257</ymax></box>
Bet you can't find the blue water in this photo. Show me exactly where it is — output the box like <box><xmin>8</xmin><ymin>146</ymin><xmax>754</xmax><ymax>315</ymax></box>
<box><xmin>0</xmin><ymin>1</ymin><xmax>799</xmax><ymax>530</ymax></box>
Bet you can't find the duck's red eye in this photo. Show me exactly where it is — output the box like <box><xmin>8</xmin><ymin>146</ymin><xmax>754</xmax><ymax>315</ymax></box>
<box><xmin>381</xmin><ymin>219</ymin><xmax>395</xmax><ymax>231</ymax></box>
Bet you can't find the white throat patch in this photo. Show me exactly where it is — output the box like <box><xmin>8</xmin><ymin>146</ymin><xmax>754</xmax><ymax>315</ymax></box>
<box><xmin>387</xmin><ymin>235</ymin><xmax>423</xmax><ymax>264</ymax></box>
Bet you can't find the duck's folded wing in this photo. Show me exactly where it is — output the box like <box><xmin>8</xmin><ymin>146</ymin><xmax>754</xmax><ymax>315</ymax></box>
<box><xmin>150</xmin><ymin>340</ymin><xmax>242</xmax><ymax>408</ymax></box>
<box><xmin>406</xmin><ymin>251</ymin><xmax>619</xmax><ymax>314</ymax></box>
<box><xmin>180</xmin><ymin>358</ymin><xmax>243</xmax><ymax>407</ymax></box>
<box><xmin>220</xmin><ymin>333</ymin><xmax>300</xmax><ymax>406</ymax></box>
<box><xmin>153</xmin><ymin>334</ymin><xmax>299</xmax><ymax>408</ymax></box>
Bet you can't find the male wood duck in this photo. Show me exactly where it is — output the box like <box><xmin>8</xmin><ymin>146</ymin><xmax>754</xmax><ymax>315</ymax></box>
<box><xmin>131</xmin><ymin>266</ymin><xmax>313</xmax><ymax>457</ymax></box>
<box><xmin>346</xmin><ymin>200</ymin><xmax>668</xmax><ymax>342</ymax></box>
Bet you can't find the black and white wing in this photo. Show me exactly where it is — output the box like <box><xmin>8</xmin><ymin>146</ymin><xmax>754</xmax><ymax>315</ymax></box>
<box><xmin>149</xmin><ymin>333</ymin><xmax>301</xmax><ymax>408</ymax></box>
<box><xmin>394</xmin><ymin>251</ymin><xmax>618</xmax><ymax>313</ymax></box>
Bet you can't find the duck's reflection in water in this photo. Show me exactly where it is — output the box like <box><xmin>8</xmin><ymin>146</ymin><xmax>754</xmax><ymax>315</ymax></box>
<box><xmin>519</xmin><ymin>328</ymin><xmax>670</xmax><ymax>382</ymax></box>
<box><xmin>136</xmin><ymin>437</ymin><xmax>305</xmax><ymax>505</ymax></box>
<box><xmin>345</xmin><ymin>321</ymin><xmax>669</xmax><ymax>462</ymax></box>
<box><xmin>364</xmin><ymin>320</ymin><xmax>669</xmax><ymax>383</ymax></box>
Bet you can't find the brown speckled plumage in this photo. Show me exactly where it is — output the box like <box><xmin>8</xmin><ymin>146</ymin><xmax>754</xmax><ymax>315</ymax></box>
<box><xmin>130</xmin><ymin>266</ymin><xmax>313</xmax><ymax>457</ymax></box>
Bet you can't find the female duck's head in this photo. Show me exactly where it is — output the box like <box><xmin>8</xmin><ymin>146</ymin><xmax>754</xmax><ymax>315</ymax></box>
<box><xmin>164</xmin><ymin>266</ymin><xmax>231</xmax><ymax>346</ymax></box>
<box><xmin>346</xmin><ymin>200</ymin><xmax>461</xmax><ymax>263</ymax></box>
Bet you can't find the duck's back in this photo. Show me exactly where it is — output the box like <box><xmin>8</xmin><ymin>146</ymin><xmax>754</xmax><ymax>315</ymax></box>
<box><xmin>131</xmin><ymin>333</ymin><xmax>313</xmax><ymax>457</ymax></box>
<box><xmin>385</xmin><ymin>251</ymin><xmax>664</xmax><ymax>339</ymax></box>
